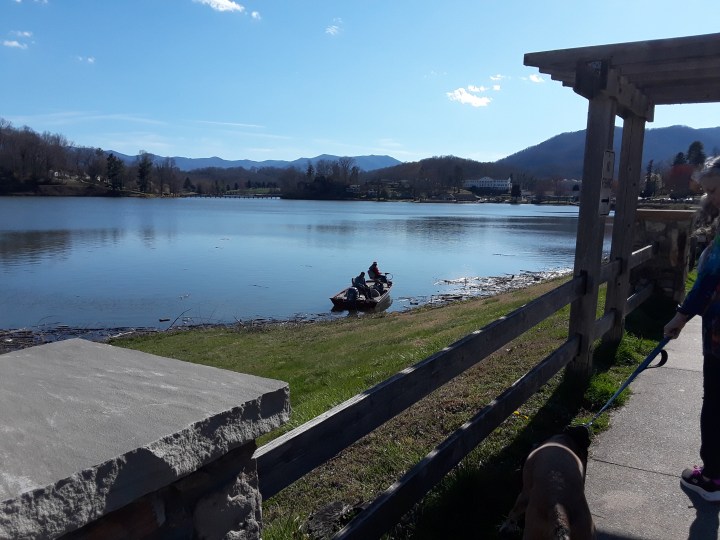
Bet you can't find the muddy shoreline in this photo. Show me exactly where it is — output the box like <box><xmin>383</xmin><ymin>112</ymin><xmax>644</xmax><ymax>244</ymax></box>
<box><xmin>1</xmin><ymin>269</ymin><xmax>570</xmax><ymax>354</ymax></box>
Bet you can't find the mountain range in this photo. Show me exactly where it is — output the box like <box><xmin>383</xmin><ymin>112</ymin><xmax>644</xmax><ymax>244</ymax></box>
<box><xmin>497</xmin><ymin>125</ymin><xmax>720</xmax><ymax>179</ymax></box>
<box><xmin>109</xmin><ymin>152</ymin><xmax>402</xmax><ymax>173</ymax></box>
<box><xmin>110</xmin><ymin>125</ymin><xmax>720</xmax><ymax>178</ymax></box>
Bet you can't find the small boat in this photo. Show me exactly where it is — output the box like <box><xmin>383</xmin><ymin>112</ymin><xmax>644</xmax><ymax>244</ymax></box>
<box><xmin>330</xmin><ymin>279</ymin><xmax>393</xmax><ymax>311</ymax></box>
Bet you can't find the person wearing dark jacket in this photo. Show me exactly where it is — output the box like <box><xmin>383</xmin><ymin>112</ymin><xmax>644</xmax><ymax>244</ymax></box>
<box><xmin>665</xmin><ymin>156</ymin><xmax>720</xmax><ymax>501</ymax></box>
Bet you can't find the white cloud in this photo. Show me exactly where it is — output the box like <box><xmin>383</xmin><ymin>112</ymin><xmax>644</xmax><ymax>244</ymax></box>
<box><xmin>529</xmin><ymin>74</ymin><xmax>545</xmax><ymax>83</ymax></box>
<box><xmin>326</xmin><ymin>18</ymin><xmax>343</xmax><ymax>36</ymax></box>
<box><xmin>490</xmin><ymin>74</ymin><xmax>505</xmax><ymax>81</ymax></box>
<box><xmin>76</xmin><ymin>56</ymin><xmax>95</xmax><ymax>64</ymax></box>
<box><xmin>446</xmin><ymin>88</ymin><xmax>492</xmax><ymax>108</ymax></box>
<box><xmin>3</xmin><ymin>40</ymin><xmax>28</xmax><ymax>49</ymax></box>
<box><xmin>193</xmin><ymin>0</ymin><xmax>245</xmax><ymax>13</ymax></box>
<box><xmin>467</xmin><ymin>85</ymin><xmax>488</xmax><ymax>93</ymax></box>
<box><xmin>492</xmin><ymin>84</ymin><xmax>501</xmax><ymax>91</ymax></box>
<box><xmin>12</xmin><ymin>31</ymin><xmax>32</xmax><ymax>38</ymax></box>
<box><xmin>251</xmin><ymin>11</ymin><xmax>261</xmax><ymax>20</ymax></box>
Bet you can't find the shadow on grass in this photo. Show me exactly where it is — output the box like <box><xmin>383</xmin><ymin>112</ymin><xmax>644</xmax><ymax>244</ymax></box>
<box><xmin>391</xmin><ymin>373</ymin><xmax>589</xmax><ymax>540</ymax></box>
<box><xmin>394</xmin><ymin>318</ymin><xmax>671</xmax><ymax>539</ymax></box>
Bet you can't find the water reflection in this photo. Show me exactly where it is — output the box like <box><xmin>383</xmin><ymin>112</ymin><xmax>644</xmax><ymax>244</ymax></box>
<box><xmin>0</xmin><ymin>198</ymin><xmax>607</xmax><ymax>329</ymax></box>
<box><xmin>0</xmin><ymin>229</ymin><xmax>128</xmax><ymax>266</ymax></box>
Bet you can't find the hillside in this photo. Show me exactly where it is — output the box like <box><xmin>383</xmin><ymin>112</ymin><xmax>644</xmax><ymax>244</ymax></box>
<box><xmin>497</xmin><ymin>125</ymin><xmax>720</xmax><ymax>179</ymax></box>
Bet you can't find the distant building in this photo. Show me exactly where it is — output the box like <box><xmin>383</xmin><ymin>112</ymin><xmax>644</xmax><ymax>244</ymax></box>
<box><xmin>463</xmin><ymin>176</ymin><xmax>512</xmax><ymax>193</ymax></box>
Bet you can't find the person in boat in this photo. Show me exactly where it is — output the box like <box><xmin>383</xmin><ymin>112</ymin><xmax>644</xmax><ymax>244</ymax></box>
<box><xmin>368</xmin><ymin>261</ymin><xmax>388</xmax><ymax>284</ymax></box>
<box><xmin>352</xmin><ymin>271</ymin><xmax>371</xmax><ymax>297</ymax></box>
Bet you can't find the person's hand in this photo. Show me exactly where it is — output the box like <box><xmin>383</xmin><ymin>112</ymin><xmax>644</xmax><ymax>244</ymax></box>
<box><xmin>664</xmin><ymin>312</ymin><xmax>689</xmax><ymax>339</ymax></box>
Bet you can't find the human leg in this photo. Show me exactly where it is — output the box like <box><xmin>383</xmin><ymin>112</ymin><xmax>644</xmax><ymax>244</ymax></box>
<box><xmin>681</xmin><ymin>353</ymin><xmax>720</xmax><ymax>501</ymax></box>
<box><xmin>700</xmin><ymin>353</ymin><xmax>720</xmax><ymax>478</ymax></box>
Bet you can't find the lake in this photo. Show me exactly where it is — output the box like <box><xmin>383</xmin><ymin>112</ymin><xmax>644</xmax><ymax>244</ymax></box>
<box><xmin>0</xmin><ymin>197</ymin><xmax>609</xmax><ymax>331</ymax></box>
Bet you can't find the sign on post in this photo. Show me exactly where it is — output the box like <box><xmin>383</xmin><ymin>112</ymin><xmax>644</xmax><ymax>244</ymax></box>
<box><xmin>599</xmin><ymin>150</ymin><xmax>614</xmax><ymax>216</ymax></box>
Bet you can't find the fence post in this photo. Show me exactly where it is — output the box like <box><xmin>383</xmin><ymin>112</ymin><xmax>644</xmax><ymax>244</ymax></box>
<box><xmin>567</xmin><ymin>95</ymin><xmax>616</xmax><ymax>384</ymax></box>
<box><xmin>603</xmin><ymin>114</ymin><xmax>647</xmax><ymax>344</ymax></box>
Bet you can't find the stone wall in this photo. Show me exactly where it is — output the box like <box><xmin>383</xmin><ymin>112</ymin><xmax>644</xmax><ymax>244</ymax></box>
<box><xmin>61</xmin><ymin>442</ymin><xmax>260</xmax><ymax>540</ymax></box>
<box><xmin>631</xmin><ymin>209</ymin><xmax>697</xmax><ymax>304</ymax></box>
<box><xmin>0</xmin><ymin>339</ymin><xmax>290</xmax><ymax>540</ymax></box>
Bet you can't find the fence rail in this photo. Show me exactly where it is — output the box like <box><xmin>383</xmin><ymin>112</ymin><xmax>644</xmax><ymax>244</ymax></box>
<box><xmin>254</xmin><ymin>243</ymin><xmax>657</xmax><ymax>536</ymax></box>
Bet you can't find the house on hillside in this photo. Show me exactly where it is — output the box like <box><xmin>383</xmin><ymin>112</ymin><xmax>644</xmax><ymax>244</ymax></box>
<box><xmin>463</xmin><ymin>176</ymin><xmax>512</xmax><ymax>194</ymax></box>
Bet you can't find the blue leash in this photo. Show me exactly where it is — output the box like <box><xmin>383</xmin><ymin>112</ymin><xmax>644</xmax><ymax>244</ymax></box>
<box><xmin>584</xmin><ymin>337</ymin><xmax>670</xmax><ymax>427</ymax></box>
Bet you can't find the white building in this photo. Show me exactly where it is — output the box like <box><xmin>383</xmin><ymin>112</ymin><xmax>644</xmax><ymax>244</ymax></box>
<box><xmin>463</xmin><ymin>176</ymin><xmax>512</xmax><ymax>192</ymax></box>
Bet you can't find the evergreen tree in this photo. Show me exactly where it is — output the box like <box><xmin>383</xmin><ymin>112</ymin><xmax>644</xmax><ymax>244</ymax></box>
<box><xmin>687</xmin><ymin>141</ymin><xmax>707</xmax><ymax>166</ymax></box>
<box><xmin>106</xmin><ymin>154</ymin><xmax>125</xmax><ymax>191</ymax></box>
<box><xmin>673</xmin><ymin>152</ymin><xmax>687</xmax><ymax>166</ymax></box>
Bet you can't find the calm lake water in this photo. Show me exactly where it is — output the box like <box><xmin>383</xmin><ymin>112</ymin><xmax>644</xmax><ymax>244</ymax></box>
<box><xmin>0</xmin><ymin>197</ymin><xmax>609</xmax><ymax>330</ymax></box>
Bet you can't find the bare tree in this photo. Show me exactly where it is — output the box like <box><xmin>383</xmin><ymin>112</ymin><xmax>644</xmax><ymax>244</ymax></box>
<box><xmin>338</xmin><ymin>156</ymin><xmax>355</xmax><ymax>184</ymax></box>
<box><xmin>155</xmin><ymin>157</ymin><xmax>179</xmax><ymax>195</ymax></box>
<box><xmin>136</xmin><ymin>151</ymin><xmax>153</xmax><ymax>193</ymax></box>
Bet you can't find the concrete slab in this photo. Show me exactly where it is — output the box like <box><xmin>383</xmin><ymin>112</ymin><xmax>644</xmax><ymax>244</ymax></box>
<box><xmin>0</xmin><ymin>338</ymin><xmax>290</xmax><ymax>538</ymax></box>
<box><xmin>589</xmin><ymin>460</ymin><xmax>720</xmax><ymax>540</ymax></box>
<box><xmin>585</xmin><ymin>317</ymin><xmax>719</xmax><ymax>540</ymax></box>
<box><xmin>590</xmin><ymin>366</ymin><xmax>702</xmax><ymax>476</ymax></box>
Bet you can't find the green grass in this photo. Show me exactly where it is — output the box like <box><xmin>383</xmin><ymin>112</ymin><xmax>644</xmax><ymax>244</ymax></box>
<box><xmin>112</xmin><ymin>278</ymin><xmax>666</xmax><ymax>539</ymax></box>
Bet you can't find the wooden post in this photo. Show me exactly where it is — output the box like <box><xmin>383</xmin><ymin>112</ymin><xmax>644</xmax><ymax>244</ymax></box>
<box><xmin>604</xmin><ymin>114</ymin><xmax>647</xmax><ymax>343</ymax></box>
<box><xmin>567</xmin><ymin>95</ymin><xmax>617</xmax><ymax>383</ymax></box>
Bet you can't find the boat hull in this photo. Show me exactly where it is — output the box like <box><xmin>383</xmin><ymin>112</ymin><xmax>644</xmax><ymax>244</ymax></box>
<box><xmin>330</xmin><ymin>280</ymin><xmax>392</xmax><ymax>311</ymax></box>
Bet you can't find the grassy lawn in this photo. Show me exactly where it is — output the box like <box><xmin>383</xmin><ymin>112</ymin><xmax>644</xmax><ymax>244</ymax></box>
<box><xmin>112</xmin><ymin>277</ymin><xmax>668</xmax><ymax>539</ymax></box>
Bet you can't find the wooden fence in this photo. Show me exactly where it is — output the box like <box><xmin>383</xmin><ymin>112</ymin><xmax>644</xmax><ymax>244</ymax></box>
<box><xmin>253</xmin><ymin>243</ymin><xmax>656</xmax><ymax>538</ymax></box>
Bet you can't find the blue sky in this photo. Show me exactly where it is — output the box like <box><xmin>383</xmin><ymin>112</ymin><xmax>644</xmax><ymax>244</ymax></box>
<box><xmin>2</xmin><ymin>0</ymin><xmax>720</xmax><ymax>164</ymax></box>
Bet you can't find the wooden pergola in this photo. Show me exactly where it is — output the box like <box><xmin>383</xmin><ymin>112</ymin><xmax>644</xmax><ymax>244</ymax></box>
<box><xmin>524</xmin><ymin>32</ymin><xmax>720</xmax><ymax>380</ymax></box>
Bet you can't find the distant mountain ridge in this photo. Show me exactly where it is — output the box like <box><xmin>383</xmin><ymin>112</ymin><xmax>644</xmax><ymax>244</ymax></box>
<box><xmin>109</xmin><ymin>125</ymin><xmax>720</xmax><ymax>179</ymax></box>
<box><xmin>109</xmin><ymin>152</ymin><xmax>402</xmax><ymax>173</ymax></box>
<box><xmin>497</xmin><ymin>125</ymin><xmax>720</xmax><ymax>179</ymax></box>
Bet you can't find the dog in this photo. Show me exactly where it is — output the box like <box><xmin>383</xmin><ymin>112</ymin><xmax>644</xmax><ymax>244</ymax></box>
<box><xmin>499</xmin><ymin>425</ymin><xmax>596</xmax><ymax>539</ymax></box>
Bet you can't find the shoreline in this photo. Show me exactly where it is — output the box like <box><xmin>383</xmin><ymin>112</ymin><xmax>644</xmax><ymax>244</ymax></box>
<box><xmin>0</xmin><ymin>269</ymin><xmax>571</xmax><ymax>354</ymax></box>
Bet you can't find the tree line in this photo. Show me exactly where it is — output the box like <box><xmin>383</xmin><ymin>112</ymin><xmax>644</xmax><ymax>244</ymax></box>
<box><xmin>1</xmin><ymin>117</ymin><xmax>713</xmax><ymax>200</ymax></box>
<box><xmin>0</xmin><ymin>118</ymin><xmax>525</xmax><ymax>199</ymax></box>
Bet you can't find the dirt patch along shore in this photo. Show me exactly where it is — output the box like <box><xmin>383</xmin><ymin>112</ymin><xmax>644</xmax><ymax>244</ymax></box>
<box><xmin>0</xmin><ymin>269</ymin><xmax>570</xmax><ymax>355</ymax></box>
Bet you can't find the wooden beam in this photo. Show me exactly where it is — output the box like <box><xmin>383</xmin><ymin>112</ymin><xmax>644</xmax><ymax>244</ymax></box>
<box><xmin>605</xmin><ymin>70</ymin><xmax>654</xmax><ymax>120</ymax></box>
<box><xmin>332</xmin><ymin>337</ymin><xmax>581</xmax><ymax>540</ymax></box>
<box><xmin>567</xmin><ymin>95</ymin><xmax>616</xmax><ymax>382</ymax></box>
<box><xmin>626</xmin><ymin>283</ymin><xmax>654</xmax><ymax>314</ymax></box>
<box><xmin>649</xmin><ymin>86</ymin><xmax>720</xmax><ymax>105</ymax></box>
<box><xmin>524</xmin><ymin>33</ymin><xmax>720</xmax><ymax>73</ymax></box>
<box><xmin>604</xmin><ymin>114</ymin><xmax>647</xmax><ymax>343</ymax></box>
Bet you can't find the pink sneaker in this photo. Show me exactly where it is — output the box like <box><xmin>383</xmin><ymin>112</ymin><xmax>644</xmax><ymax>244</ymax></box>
<box><xmin>681</xmin><ymin>466</ymin><xmax>720</xmax><ymax>502</ymax></box>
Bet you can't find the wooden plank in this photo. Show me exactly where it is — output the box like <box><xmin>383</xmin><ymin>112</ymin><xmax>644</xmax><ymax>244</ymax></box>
<box><xmin>605</xmin><ymin>70</ymin><xmax>654</xmax><ymax>120</ymax></box>
<box><xmin>604</xmin><ymin>115</ymin><xmax>647</xmax><ymax>343</ymax></box>
<box><xmin>332</xmin><ymin>337</ymin><xmax>581</xmax><ymax>540</ymax></box>
<box><xmin>524</xmin><ymin>33</ymin><xmax>720</xmax><ymax>72</ymax></box>
<box><xmin>567</xmin><ymin>96</ymin><xmax>616</xmax><ymax>382</ymax></box>
<box><xmin>593</xmin><ymin>312</ymin><xmax>616</xmax><ymax>341</ymax></box>
<box><xmin>599</xmin><ymin>259</ymin><xmax>621</xmax><ymax>285</ymax></box>
<box><xmin>597</xmin><ymin>248</ymin><xmax>654</xmax><ymax>288</ymax></box>
<box><xmin>625</xmin><ymin>283</ymin><xmax>654</xmax><ymax>315</ymax></box>
<box><xmin>255</xmin><ymin>276</ymin><xmax>585</xmax><ymax>499</ymax></box>
<box><xmin>629</xmin><ymin>244</ymin><xmax>655</xmax><ymax>269</ymax></box>
<box><xmin>650</xmin><ymin>86</ymin><xmax>720</xmax><ymax>105</ymax></box>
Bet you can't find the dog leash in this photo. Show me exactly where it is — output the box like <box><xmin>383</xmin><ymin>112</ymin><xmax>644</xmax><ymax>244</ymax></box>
<box><xmin>584</xmin><ymin>337</ymin><xmax>670</xmax><ymax>427</ymax></box>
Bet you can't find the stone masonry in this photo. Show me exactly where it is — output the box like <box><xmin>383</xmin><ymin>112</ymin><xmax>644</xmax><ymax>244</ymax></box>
<box><xmin>0</xmin><ymin>339</ymin><xmax>290</xmax><ymax>539</ymax></box>
<box><xmin>631</xmin><ymin>208</ymin><xmax>697</xmax><ymax>304</ymax></box>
